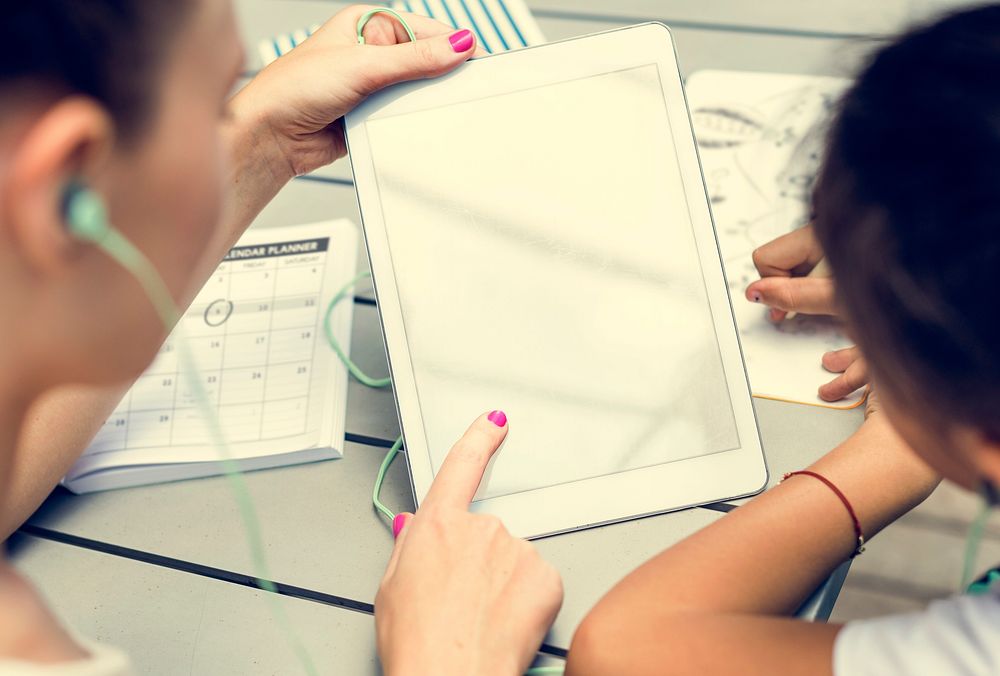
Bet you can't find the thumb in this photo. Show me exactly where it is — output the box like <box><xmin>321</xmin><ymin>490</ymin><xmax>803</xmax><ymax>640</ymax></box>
<box><xmin>383</xmin><ymin>511</ymin><xmax>414</xmax><ymax>579</ymax></box>
<box><xmin>355</xmin><ymin>29</ymin><xmax>476</xmax><ymax>95</ymax></box>
<box><xmin>391</xmin><ymin>512</ymin><xmax>413</xmax><ymax>540</ymax></box>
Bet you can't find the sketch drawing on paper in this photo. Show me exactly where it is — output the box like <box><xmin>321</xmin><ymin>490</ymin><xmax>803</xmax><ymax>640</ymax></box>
<box><xmin>686</xmin><ymin>71</ymin><xmax>863</xmax><ymax>406</ymax></box>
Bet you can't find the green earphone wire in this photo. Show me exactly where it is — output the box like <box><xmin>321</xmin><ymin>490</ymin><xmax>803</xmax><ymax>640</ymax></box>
<box><xmin>322</xmin><ymin>271</ymin><xmax>401</xmax><ymax>521</ymax></box>
<box><xmin>960</xmin><ymin>497</ymin><xmax>992</xmax><ymax>592</ymax></box>
<box><xmin>355</xmin><ymin>7</ymin><xmax>417</xmax><ymax>44</ymax></box>
<box><xmin>65</xmin><ymin>186</ymin><xmax>319</xmax><ymax>676</ymax></box>
<box><xmin>324</xmin><ymin>271</ymin><xmax>391</xmax><ymax>389</ymax></box>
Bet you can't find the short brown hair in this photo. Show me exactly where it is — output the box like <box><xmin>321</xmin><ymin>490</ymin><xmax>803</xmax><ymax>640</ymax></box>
<box><xmin>2</xmin><ymin>1</ymin><xmax>191</xmax><ymax>139</ymax></box>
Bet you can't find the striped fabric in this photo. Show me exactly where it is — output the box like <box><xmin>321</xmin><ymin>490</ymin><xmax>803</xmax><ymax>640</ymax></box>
<box><xmin>258</xmin><ymin>24</ymin><xmax>321</xmax><ymax>66</ymax></box>
<box><xmin>258</xmin><ymin>0</ymin><xmax>544</xmax><ymax>66</ymax></box>
<box><xmin>389</xmin><ymin>0</ymin><xmax>545</xmax><ymax>53</ymax></box>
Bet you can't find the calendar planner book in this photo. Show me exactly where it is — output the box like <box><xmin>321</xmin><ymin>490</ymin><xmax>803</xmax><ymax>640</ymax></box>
<box><xmin>64</xmin><ymin>220</ymin><xmax>359</xmax><ymax>493</ymax></box>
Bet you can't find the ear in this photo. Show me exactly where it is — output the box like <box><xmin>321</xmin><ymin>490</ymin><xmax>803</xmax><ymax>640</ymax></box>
<box><xmin>1</xmin><ymin>96</ymin><xmax>115</xmax><ymax>274</ymax></box>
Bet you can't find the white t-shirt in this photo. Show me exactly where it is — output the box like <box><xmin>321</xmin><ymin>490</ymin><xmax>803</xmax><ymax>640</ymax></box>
<box><xmin>834</xmin><ymin>590</ymin><xmax>1000</xmax><ymax>675</ymax></box>
<box><xmin>0</xmin><ymin>638</ymin><xmax>131</xmax><ymax>676</ymax></box>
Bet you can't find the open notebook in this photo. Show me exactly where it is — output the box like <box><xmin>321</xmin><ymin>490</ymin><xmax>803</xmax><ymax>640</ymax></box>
<box><xmin>64</xmin><ymin>220</ymin><xmax>359</xmax><ymax>493</ymax></box>
<box><xmin>686</xmin><ymin>70</ymin><xmax>864</xmax><ymax>409</ymax></box>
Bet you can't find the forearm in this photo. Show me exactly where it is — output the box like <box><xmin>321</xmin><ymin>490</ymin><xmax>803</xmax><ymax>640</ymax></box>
<box><xmin>1</xmin><ymin>101</ymin><xmax>293</xmax><ymax>539</ymax></box>
<box><xmin>567</xmin><ymin>415</ymin><xmax>939</xmax><ymax>675</ymax></box>
<box><xmin>631</xmin><ymin>418</ymin><xmax>938</xmax><ymax>616</ymax></box>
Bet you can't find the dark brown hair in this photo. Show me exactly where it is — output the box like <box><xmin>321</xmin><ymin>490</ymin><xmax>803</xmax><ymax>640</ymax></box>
<box><xmin>2</xmin><ymin>1</ymin><xmax>191</xmax><ymax>139</ymax></box>
<box><xmin>814</xmin><ymin>4</ymin><xmax>1000</xmax><ymax>438</ymax></box>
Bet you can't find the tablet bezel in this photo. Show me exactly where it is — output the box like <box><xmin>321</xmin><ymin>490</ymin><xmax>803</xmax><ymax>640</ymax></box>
<box><xmin>346</xmin><ymin>23</ymin><xmax>768</xmax><ymax>539</ymax></box>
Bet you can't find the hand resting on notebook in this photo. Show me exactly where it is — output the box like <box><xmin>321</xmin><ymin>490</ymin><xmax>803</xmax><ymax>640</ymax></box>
<box><xmin>744</xmin><ymin>224</ymin><xmax>871</xmax><ymax>402</ymax></box>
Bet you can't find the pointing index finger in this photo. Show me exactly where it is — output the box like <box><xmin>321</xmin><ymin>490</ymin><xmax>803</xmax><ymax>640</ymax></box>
<box><xmin>422</xmin><ymin>411</ymin><xmax>508</xmax><ymax>510</ymax></box>
<box><xmin>745</xmin><ymin>276</ymin><xmax>837</xmax><ymax>315</ymax></box>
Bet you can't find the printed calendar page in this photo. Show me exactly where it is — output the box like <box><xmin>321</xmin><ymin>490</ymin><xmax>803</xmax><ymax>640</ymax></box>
<box><xmin>64</xmin><ymin>220</ymin><xmax>359</xmax><ymax>492</ymax></box>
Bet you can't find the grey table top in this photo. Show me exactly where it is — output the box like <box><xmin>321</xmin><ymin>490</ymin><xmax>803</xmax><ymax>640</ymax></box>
<box><xmin>11</xmin><ymin>533</ymin><xmax>565</xmax><ymax>675</ymax></box>
<box><xmin>13</xmin><ymin>0</ymin><xmax>956</xmax><ymax>671</ymax></box>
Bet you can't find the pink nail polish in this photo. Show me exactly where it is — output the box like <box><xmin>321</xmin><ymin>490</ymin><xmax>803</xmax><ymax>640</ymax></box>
<box><xmin>392</xmin><ymin>513</ymin><xmax>407</xmax><ymax>539</ymax></box>
<box><xmin>449</xmin><ymin>29</ymin><xmax>474</xmax><ymax>53</ymax></box>
<box><xmin>487</xmin><ymin>410</ymin><xmax>507</xmax><ymax>427</ymax></box>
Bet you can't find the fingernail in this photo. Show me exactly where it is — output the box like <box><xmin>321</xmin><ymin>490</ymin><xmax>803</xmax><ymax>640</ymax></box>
<box><xmin>487</xmin><ymin>410</ymin><xmax>507</xmax><ymax>427</ymax></box>
<box><xmin>449</xmin><ymin>29</ymin><xmax>474</xmax><ymax>53</ymax></box>
<box><xmin>392</xmin><ymin>513</ymin><xmax>408</xmax><ymax>539</ymax></box>
<box><xmin>750</xmin><ymin>291</ymin><xmax>762</xmax><ymax>303</ymax></box>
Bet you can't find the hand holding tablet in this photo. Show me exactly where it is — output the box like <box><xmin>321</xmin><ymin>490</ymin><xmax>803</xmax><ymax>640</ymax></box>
<box><xmin>347</xmin><ymin>24</ymin><xmax>768</xmax><ymax>538</ymax></box>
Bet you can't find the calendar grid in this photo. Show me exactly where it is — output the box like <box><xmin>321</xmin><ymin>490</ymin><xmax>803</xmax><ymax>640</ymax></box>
<box><xmin>65</xmin><ymin>222</ymin><xmax>357</xmax><ymax>494</ymax></box>
<box><xmin>86</xmin><ymin>234</ymin><xmax>337</xmax><ymax>457</ymax></box>
<box><xmin>99</xmin><ymin>391</ymin><xmax>311</xmax><ymax>418</ymax></box>
<box><xmin>83</xmin><ymin>427</ymin><xmax>333</xmax><ymax>458</ymax></box>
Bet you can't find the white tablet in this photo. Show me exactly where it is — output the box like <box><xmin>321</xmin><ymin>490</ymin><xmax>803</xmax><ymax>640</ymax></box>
<box><xmin>346</xmin><ymin>23</ymin><xmax>768</xmax><ymax>539</ymax></box>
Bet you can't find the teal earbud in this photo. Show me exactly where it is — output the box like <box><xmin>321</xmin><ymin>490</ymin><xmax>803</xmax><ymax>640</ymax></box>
<box><xmin>961</xmin><ymin>479</ymin><xmax>1000</xmax><ymax>593</ymax></box>
<box><xmin>63</xmin><ymin>181</ymin><xmax>112</xmax><ymax>243</ymax></box>
<box><xmin>62</xmin><ymin>181</ymin><xmax>179</xmax><ymax>328</ymax></box>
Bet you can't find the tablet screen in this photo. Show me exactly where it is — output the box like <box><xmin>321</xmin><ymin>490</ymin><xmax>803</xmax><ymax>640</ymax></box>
<box><xmin>363</xmin><ymin>64</ymin><xmax>741</xmax><ymax>500</ymax></box>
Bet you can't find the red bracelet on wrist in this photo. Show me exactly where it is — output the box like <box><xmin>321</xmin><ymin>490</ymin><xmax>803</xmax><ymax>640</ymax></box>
<box><xmin>782</xmin><ymin>470</ymin><xmax>866</xmax><ymax>558</ymax></box>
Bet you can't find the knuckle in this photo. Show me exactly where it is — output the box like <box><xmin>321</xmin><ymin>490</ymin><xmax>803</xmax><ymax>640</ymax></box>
<box><xmin>476</xmin><ymin>513</ymin><xmax>505</xmax><ymax>536</ymax></box>
<box><xmin>541</xmin><ymin>561</ymin><xmax>562</xmax><ymax>592</ymax></box>
<box><xmin>831</xmin><ymin>373</ymin><xmax>851</xmax><ymax>392</ymax></box>
<box><xmin>846</xmin><ymin>367</ymin><xmax>866</xmax><ymax>389</ymax></box>
<box><xmin>451</xmin><ymin>437</ymin><xmax>491</xmax><ymax>467</ymax></box>
<box><xmin>411</xmin><ymin>39</ymin><xmax>439</xmax><ymax>72</ymax></box>
<box><xmin>374</xmin><ymin>582</ymin><xmax>390</xmax><ymax>608</ymax></box>
<box><xmin>773</xmin><ymin>283</ymin><xmax>794</xmax><ymax>309</ymax></box>
<box><xmin>550</xmin><ymin>575</ymin><xmax>565</xmax><ymax>605</ymax></box>
<box><xmin>416</xmin><ymin>508</ymin><xmax>449</xmax><ymax>538</ymax></box>
<box><xmin>515</xmin><ymin>538</ymin><xmax>537</xmax><ymax>560</ymax></box>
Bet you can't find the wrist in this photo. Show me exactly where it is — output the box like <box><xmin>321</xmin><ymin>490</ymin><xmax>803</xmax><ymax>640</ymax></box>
<box><xmin>224</xmin><ymin>89</ymin><xmax>296</xmax><ymax>188</ymax></box>
<box><xmin>810</xmin><ymin>415</ymin><xmax>940</xmax><ymax>540</ymax></box>
<box><xmin>383</xmin><ymin>643</ymin><xmax>520</xmax><ymax>676</ymax></box>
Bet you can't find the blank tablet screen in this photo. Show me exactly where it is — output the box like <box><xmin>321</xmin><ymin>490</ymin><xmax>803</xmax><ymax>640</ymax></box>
<box><xmin>362</xmin><ymin>64</ymin><xmax>740</xmax><ymax>500</ymax></box>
